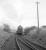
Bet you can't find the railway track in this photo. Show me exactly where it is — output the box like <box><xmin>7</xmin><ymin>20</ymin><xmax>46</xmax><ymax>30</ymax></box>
<box><xmin>15</xmin><ymin>35</ymin><xmax>46</xmax><ymax>50</ymax></box>
<box><xmin>24</xmin><ymin>39</ymin><xmax>46</xmax><ymax>50</ymax></box>
<box><xmin>16</xmin><ymin>38</ymin><xmax>36</xmax><ymax>50</ymax></box>
<box><xmin>1</xmin><ymin>35</ymin><xmax>36</xmax><ymax>50</ymax></box>
<box><xmin>15</xmin><ymin>35</ymin><xmax>38</xmax><ymax>50</ymax></box>
<box><xmin>1</xmin><ymin>35</ymin><xmax>46</xmax><ymax>50</ymax></box>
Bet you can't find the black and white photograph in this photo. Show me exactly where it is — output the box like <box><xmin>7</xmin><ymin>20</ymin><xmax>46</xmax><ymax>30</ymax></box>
<box><xmin>0</xmin><ymin>0</ymin><xmax>46</xmax><ymax>50</ymax></box>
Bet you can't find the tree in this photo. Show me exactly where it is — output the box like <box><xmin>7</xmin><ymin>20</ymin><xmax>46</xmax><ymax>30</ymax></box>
<box><xmin>24</xmin><ymin>26</ymin><xmax>37</xmax><ymax>35</ymax></box>
<box><xmin>3</xmin><ymin>24</ymin><xmax>11</xmax><ymax>33</ymax></box>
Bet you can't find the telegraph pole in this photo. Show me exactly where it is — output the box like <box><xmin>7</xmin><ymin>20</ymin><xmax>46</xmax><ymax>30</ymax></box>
<box><xmin>36</xmin><ymin>1</ymin><xmax>40</xmax><ymax>34</ymax></box>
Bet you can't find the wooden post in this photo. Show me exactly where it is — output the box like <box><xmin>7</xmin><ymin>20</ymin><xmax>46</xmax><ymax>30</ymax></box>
<box><xmin>36</xmin><ymin>1</ymin><xmax>40</xmax><ymax>34</ymax></box>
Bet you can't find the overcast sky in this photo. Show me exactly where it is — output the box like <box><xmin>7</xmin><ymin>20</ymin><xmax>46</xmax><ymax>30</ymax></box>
<box><xmin>0</xmin><ymin>0</ymin><xmax>46</xmax><ymax>29</ymax></box>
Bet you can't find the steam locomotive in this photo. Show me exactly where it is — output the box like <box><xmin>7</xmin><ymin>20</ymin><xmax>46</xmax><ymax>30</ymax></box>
<box><xmin>16</xmin><ymin>25</ymin><xmax>24</xmax><ymax>35</ymax></box>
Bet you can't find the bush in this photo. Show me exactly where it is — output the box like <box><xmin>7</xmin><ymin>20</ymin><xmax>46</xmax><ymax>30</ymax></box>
<box><xmin>24</xmin><ymin>26</ymin><xmax>36</xmax><ymax>35</ymax></box>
